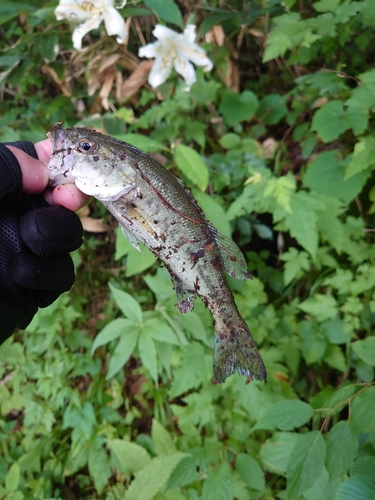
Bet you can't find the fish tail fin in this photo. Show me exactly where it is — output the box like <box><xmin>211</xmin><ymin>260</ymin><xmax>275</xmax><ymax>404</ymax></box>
<box><xmin>213</xmin><ymin>319</ymin><xmax>267</xmax><ymax>384</ymax></box>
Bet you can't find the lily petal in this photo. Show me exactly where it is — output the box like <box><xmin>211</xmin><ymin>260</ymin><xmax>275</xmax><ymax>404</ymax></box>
<box><xmin>147</xmin><ymin>51</ymin><xmax>174</xmax><ymax>87</ymax></box>
<box><xmin>177</xmin><ymin>44</ymin><xmax>213</xmax><ymax>71</ymax></box>
<box><xmin>55</xmin><ymin>1</ymin><xmax>91</xmax><ymax>23</ymax></box>
<box><xmin>139</xmin><ymin>41</ymin><xmax>161</xmax><ymax>59</ymax></box>
<box><xmin>182</xmin><ymin>24</ymin><xmax>197</xmax><ymax>44</ymax></box>
<box><xmin>152</xmin><ymin>24</ymin><xmax>180</xmax><ymax>42</ymax></box>
<box><xmin>102</xmin><ymin>6</ymin><xmax>127</xmax><ymax>43</ymax></box>
<box><xmin>174</xmin><ymin>57</ymin><xmax>196</xmax><ymax>89</ymax></box>
<box><xmin>72</xmin><ymin>14</ymin><xmax>102</xmax><ymax>50</ymax></box>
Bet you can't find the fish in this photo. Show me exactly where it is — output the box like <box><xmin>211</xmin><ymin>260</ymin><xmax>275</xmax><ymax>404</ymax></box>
<box><xmin>47</xmin><ymin>122</ymin><xmax>267</xmax><ymax>384</ymax></box>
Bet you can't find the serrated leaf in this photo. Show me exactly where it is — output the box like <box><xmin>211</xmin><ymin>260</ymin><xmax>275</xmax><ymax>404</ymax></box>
<box><xmin>311</xmin><ymin>101</ymin><xmax>347</xmax><ymax>142</ymax></box>
<box><xmin>219</xmin><ymin>90</ymin><xmax>259</xmax><ymax>126</ymax></box>
<box><xmin>326</xmin><ymin>421</ymin><xmax>357</xmax><ymax>480</ymax></box>
<box><xmin>324</xmin><ymin>344</ymin><xmax>346</xmax><ymax>372</ymax></box>
<box><xmin>174</xmin><ymin>144</ymin><xmax>209</xmax><ymax>191</ymax></box>
<box><xmin>115</xmin><ymin>133</ymin><xmax>166</xmax><ymax>152</ymax></box>
<box><xmin>152</xmin><ymin>419</ymin><xmax>176</xmax><ymax>456</ymax></box>
<box><xmin>5</xmin><ymin>462</ymin><xmax>20</xmax><ymax>493</ymax></box>
<box><xmin>284</xmin><ymin>191</ymin><xmax>318</xmax><ymax>257</ymax></box>
<box><xmin>253</xmin><ymin>400</ymin><xmax>313</xmax><ymax>431</ymax></box>
<box><xmin>298</xmin><ymin>294</ymin><xmax>338</xmax><ymax>322</ymax></box>
<box><xmin>109</xmin><ymin>283</ymin><xmax>143</xmax><ymax>323</ymax></box>
<box><xmin>144</xmin><ymin>0</ymin><xmax>182</xmax><ymax>27</ymax></box>
<box><xmin>351</xmin><ymin>337</ymin><xmax>375</xmax><ymax>366</ymax></box>
<box><xmin>304</xmin><ymin>150</ymin><xmax>370</xmax><ymax>202</ymax></box>
<box><xmin>349</xmin><ymin>385</ymin><xmax>375</xmax><ymax>434</ymax></box>
<box><xmin>281</xmin><ymin>248</ymin><xmax>310</xmax><ymax>285</ymax></box>
<box><xmin>336</xmin><ymin>476</ymin><xmax>375</xmax><ymax>500</ymax></box>
<box><xmin>91</xmin><ymin>318</ymin><xmax>135</xmax><ymax>353</ymax></box>
<box><xmin>88</xmin><ymin>438</ymin><xmax>111</xmax><ymax>493</ymax></box>
<box><xmin>138</xmin><ymin>331</ymin><xmax>158</xmax><ymax>382</ymax></box>
<box><xmin>236</xmin><ymin>454</ymin><xmax>265</xmax><ymax>491</ymax></box>
<box><xmin>143</xmin><ymin>318</ymin><xmax>179</xmax><ymax>345</ymax></box>
<box><xmin>106</xmin><ymin>328</ymin><xmax>139</xmax><ymax>379</ymax></box>
<box><xmin>192</xmin><ymin>189</ymin><xmax>231</xmax><ymax>236</ymax></box>
<box><xmin>125</xmin><ymin>453</ymin><xmax>187</xmax><ymax>500</ymax></box>
<box><xmin>108</xmin><ymin>439</ymin><xmax>151</xmax><ymax>474</ymax></box>
<box><xmin>287</xmin><ymin>431</ymin><xmax>326</xmax><ymax>500</ymax></box>
<box><xmin>260</xmin><ymin>432</ymin><xmax>300</xmax><ymax>475</ymax></box>
<box><xmin>345</xmin><ymin>137</ymin><xmax>375</xmax><ymax>179</ymax></box>
<box><xmin>202</xmin><ymin>463</ymin><xmax>233</xmax><ymax>500</ymax></box>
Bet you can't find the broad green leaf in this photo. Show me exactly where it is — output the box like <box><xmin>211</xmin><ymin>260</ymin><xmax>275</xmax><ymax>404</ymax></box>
<box><xmin>106</xmin><ymin>328</ymin><xmax>139</xmax><ymax>379</ymax></box>
<box><xmin>126</xmin><ymin>243</ymin><xmax>157</xmax><ymax>277</ymax></box>
<box><xmin>109</xmin><ymin>283</ymin><xmax>143</xmax><ymax>324</ymax></box>
<box><xmin>349</xmin><ymin>386</ymin><xmax>375</xmax><ymax>434</ymax></box>
<box><xmin>325</xmin><ymin>421</ymin><xmax>357</xmax><ymax>480</ymax></box>
<box><xmin>311</xmin><ymin>101</ymin><xmax>348</xmax><ymax>142</ymax></box>
<box><xmin>219</xmin><ymin>90</ymin><xmax>259</xmax><ymax>126</ymax></box>
<box><xmin>236</xmin><ymin>454</ymin><xmax>265</xmax><ymax>491</ymax></box>
<box><xmin>253</xmin><ymin>400</ymin><xmax>314</xmax><ymax>431</ymax></box>
<box><xmin>108</xmin><ymin>439</ymin><xmax>151</xmax><ymax>474</ymax></box>
<box><xmin>310</xmin><ymin>384</ymin><xmax>356</xmax><ymax>415</ymax></box>
<box><xmin>138</xmin><ymin>331</ymin><xmax>158</xmax><ymax>382</ymax></box>
<box><xmin>287</xmin><ymin>431</ymin><xmax>326</xmax><ymax>499</ymax></box>
<box><xmin>336</xmin><ymin>476</ymin><xmax>375</xmax><ymax>500</ymax></box>
<box><xmin>256</xmin><ymin>94</ymin><xmax>288</xmax><ymax>125</ymax></box>
<box><xmin>283</xmin><ymin>191</ymin><xmax>318</xmax><ymax>257</ymax></box>
<box><xmin>264</xmin><ymin>174</ymin><xmax>295</xmax><ymax>213</ymax></box>
<box><xmin>351</xmin><ymin>337</ymin><xmax>375</xmax><ymax>366</ymax></box>
<box><xmin>125</xmin><ymin>453</ymin><xmax>187</xmax><ymax>500</ymax></box>
<box><xmin>192</xmin><ymin>189</ymin><xmax>231</xmax><ymax>236</ymax></box>
<box><xmin>298</xmin><ymin>294</ymin><xmax>338</xmax><ymax>322</ymax></box>
<box><xmin>88</xmin><ymin>438</ymin><xmax>111</xmax><ymax>493</ymax></box>
<box><xmin>304</xmin><ymin>151</ymin><xmax>370</xmax><ymax>203</ymax></box>
<box><xmin>324</xmin><ymin>344</ymin><xmax>346</xmax><ymax>372</ymax></box>
<box><xmin>297</xmin><ymin>321</ymin><xmax>327</xmax><ymax>364</ymax></box>
<box><xmin>174</xmin><ymin>144</ymin><xmax>209</xmax><ymax>191</ymax></box>
<box><xmin>144</xmin><ymin>0</ymin><xmax>183</xmax><ymax>27</ymax></box>
<box><xmin>281</xmin><ymin>248</ymin><xmax>310</xmax><ymax>285</ymax></box>
<box><xmin>202</xmin><ymin>463</ymin><xmax>233</xmax><ymax>500</ymax></box>
<box><xmin>91</xmin><ymin>318</ymin><xmax>135</xmax><ymax>353</ymax></box>
<box><xmin>5</xmin><ymin>462</ymin><xmax>20</xmax><ymax>493</ymax></box>
<box><xmin>219</xmin><ymin>133</ymin><xmax>241</xmax><ymax>149</ymax></box>
<box><xmin>152</xmin><ymin>419</ymin><xmax>176</xmax><ymax>456</ymax></box>
<box><xmin>115</xmin><ymin>133</ymin><xmax>166</xmax><ymax>152</ymax></box>
<box><xmin>321</xmin><ymin>317</ymin><xmax>350</xmax><ymax>344</ymax></box>
<box><xmin>143</xmin><ymin>318</ymin><xmax>179</xmax><ymax>345</ymax></box>
<box><xmin>260</xmin><ymin>432</ymin><xmax>300</xmax><ymax>475</ymax></box>
<box><xmin>303</xmin><ymin>467</ymin><xmax>330</xmax><ymax>500</ymax></box>
<box><xmin>167</xmin><ymin>455</ymin><xmax>199</xmax><ymax>489</ymax></box>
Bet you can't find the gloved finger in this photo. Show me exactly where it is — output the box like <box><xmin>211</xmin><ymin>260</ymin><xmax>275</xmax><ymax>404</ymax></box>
<box><xmin>20</xmin><ymin>206</ymin><xmax>83</xmax><ymax>257</ymax></box>
<box><xmin>8</xmin><ymin>252</ymin><xmax>75</xmax><ymax>292</ymax></box>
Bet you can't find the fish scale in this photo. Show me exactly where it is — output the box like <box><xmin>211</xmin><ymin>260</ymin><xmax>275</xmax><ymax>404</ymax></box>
<box><xmin>48</xmin><ymin>122</ymin><xmax>267</xmax><ymax>384</ymax></box>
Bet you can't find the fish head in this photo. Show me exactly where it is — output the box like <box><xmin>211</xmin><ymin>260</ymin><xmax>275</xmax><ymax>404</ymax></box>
<box><xmin>48</xmin><ymin>122</ymin><xmax>137</xmax><ymax>201</ymax></box>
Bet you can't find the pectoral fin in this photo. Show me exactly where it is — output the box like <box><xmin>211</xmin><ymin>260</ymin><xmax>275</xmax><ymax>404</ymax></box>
<box><xmin>170</xmin><ymin>273</ymin><xmax>195</xmax><ymax>313</ymax></box>
<box><xmin>211</xmin><ymin>226</ymin><xmax>251</xmax><ymax>281</ymax></box>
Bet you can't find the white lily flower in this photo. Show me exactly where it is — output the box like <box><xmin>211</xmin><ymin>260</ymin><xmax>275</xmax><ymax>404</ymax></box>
<box><xmin>55</xmin><ymin>0</ymin><xmax>127</xmax><ymax>51</ymax></box>
<box><xmin>138</xmin><ymin>24</ymin><xmax>213</xmax><ymax>90</ymax></box>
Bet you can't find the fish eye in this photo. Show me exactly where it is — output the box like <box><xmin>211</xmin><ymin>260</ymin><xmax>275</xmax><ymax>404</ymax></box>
<box><xmin>78</xmin><ymin>139</ymin><xmax>97</xmax><ymax>153</ymax></box>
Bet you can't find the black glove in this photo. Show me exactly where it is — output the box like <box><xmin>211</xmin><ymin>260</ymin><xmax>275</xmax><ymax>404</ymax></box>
<box><xmin>0</xmin><ymin>141</ymin><xmax>83</xmax><ymax>344</ymax></box>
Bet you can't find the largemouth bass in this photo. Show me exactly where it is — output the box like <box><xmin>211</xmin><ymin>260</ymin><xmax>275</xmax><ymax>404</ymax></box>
<box><xmin>47</xmin><ymin>122</ymin><xmax>266</xmax><ymax>384</ymax></box>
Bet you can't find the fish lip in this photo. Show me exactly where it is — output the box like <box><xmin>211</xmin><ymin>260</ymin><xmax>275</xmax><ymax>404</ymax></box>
<box><xmin>48</xmin><ymin>121</ymin><xmax>66</xmax><ymax>155</ymax></box>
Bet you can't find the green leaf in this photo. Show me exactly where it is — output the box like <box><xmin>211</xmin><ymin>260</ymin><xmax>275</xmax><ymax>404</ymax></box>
<box><xmin>125</xmin><ymin>453</ymin><xmax>187</xmax><ymax>500</ymax></box>
<box><xmin>91</xmin><ymin>318</ymin><xmax>135</xmax><ymax>353</ymax></box>
<box><xmin>106</xmin><ymin>328</ymin><xmax>139</xmax><ymax>379</ymax></box>
<box><xmin>192</xmin><ymin>189</ymin><xmax>231</xmax><ymax>236</ymax></box>
<box><xmin>174</xmin><ymin>144</ymin><xmax>209</xmax><ymax>191</ymax></box>
<box><xmin>138</xmin><ymin>331</ymin><xmax>158</xmax><ymax>382</ymax></box>
<box><xmin>109</xmin><ymin>283</ymin><xmax>143</xmax><ymax>324</ymax></box>
<box><xmin>144</xmin><ymin>0</ymin><xmax>183</xmax><ymax>27</ymax></box>
<box><xmin>298</xmin><ymin>321</ymin><xmax>327</xmax><ymax>364</ymax></box>
<box><xmin>287</xmin><ymin>431</ymin><xmax>326</xmax><ymax>500</ymax></box>
<box><xmin>257</xmin><ymin>94</ymin><xmax>288</xmax><ymax>125</ymax></box>
<box><xmin>253</xmin><ymin>400</ymin><xmax>314</xmax><ymax>431</ymax></box>
<box><xmin>304</xmin><ymin>151</ymin><xmax>370</xmax><ymax>203</ymax></box>
<box><xmin>236</xmin><ymin>454</ymin><xmax>265</xmax><ymax>491</ymax></box>
<box><xmin>5</xmin><ymin>462</ymin><xmax>20</xmax><ymax>493</ymax></box>
<box><xmin>126</xmin><ymin>243</ymin><xmax>157</xmax><ymax>277</ymax></box>
<box><xmin>115</xmin><ymin>133</ymin><xmax>166</xmax><ymax>152</ymax></box>
<box><xmin>324</xmin><ymin>344</ymin><xmax>346</xmax><ymax>372</ymax></box>
<box><xmin>108</xmin><ymin>439</ymin><xmax>151</xmax><ymax>474</ymax></box>
<box><xmin>219</xmin><ymin>90</ymin><xmax>259</xmax><ymax>126</ymax></box>
<box><xmin>219</xmin><ymin>133</ymin><xmax>241</xmax><ymax>149</ymax></box>
<box><xmin>143</xmin><ymin>318</ymin><xmax>179</xmax><ymax>345</ymax></box>
<box><xmin>345</xmin><ymin>137</ymin><xmax>375</xmax><ymax>179</ymax></box>
<box><xmin>88</xmin><ymin>438</ymin><xmax>111</xmax><ymax>493</ymax></box>
<box><xmin>281</xmin><ymin>248</ymin><xmax>310</xmax><ymax>285</ymax></box>
<box><xmin>352</xmin><ymin>337</ymin><xmax>375</xmax><ymax>366</ymax></box>
<box><xmin>152</xmin><ymin>419</ymin><xmax>176</xmax><ymax>456</ymax></box>
<box><xmin>336</xmin><ymin>476</ymin><xmax>375</xmax><ymax>500</ymax></box>
<box><xmin>283</xmin><ymin>191</ymin><xmax>318</xmax><ymax>257</ymax></box>
<box><xmin>202</xmin><ymin>463</ymin><xmax>233</xmax><ymax>500</ymax></box>
<box><xmin>298</xmin><ymin>294</ymin><xmax>338</xmax><ymax>322</ymax></box>
<box><xmin>325</xmin><ymin>421</ymin><xmax>357</xmax><ymax>480</ymax></box>
<box><xmin>260</xmin><ymin>432</ymin><xmax>300</xmax><ymax>475</ymax></box>
<box><xmin>349</xmin><ymin>386</ymin><xmax>375</xmax><ymax>434</ymax></box>
<box><xmin>311</xmin><ymin>101</ymin><xmax>348</xmax><ymax>142</ymax></box>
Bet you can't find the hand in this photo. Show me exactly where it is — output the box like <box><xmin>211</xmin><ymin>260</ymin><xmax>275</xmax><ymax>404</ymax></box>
<box><xmin>0</xmin><ymin>138</ymin><xmax>88</xmax><ymax>343</ymax></box>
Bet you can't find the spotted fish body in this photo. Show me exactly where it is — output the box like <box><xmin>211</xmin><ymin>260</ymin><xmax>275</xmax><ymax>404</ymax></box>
<box><xmin>48</xmin><ymin>122</ymin><xmax>266</xmax><ymax>384</ymax></box>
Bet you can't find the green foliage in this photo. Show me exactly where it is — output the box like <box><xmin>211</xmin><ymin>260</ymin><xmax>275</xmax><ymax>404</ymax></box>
<box><xmin>0</xmin><ymin>0</ymin><xmax>375</xmax><ymax>498</ymax></box>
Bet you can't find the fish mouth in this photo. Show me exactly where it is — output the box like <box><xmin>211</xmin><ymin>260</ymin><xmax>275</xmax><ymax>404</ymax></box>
<box><xmin>47</xmin><ymin>122</ymin><xmax>76</xmax><ymax>187</ymax></box>
<box><xmin>48</xmin><ymin>121</ymin><xmax>65</xmax><ymax>155</ymax></box>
